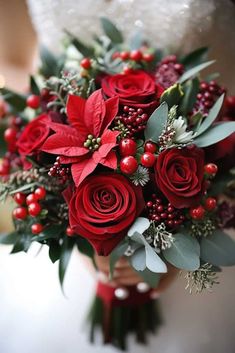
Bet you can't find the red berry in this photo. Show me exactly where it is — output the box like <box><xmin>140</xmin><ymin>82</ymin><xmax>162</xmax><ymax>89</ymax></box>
<box><xmin>190</xmin><ymin>205</ymin><xmax>205</xmax><ymax>220</ymax></box>
<box><xmin>122</xmin><ymin>66</ymin><xmax>134</xmax><ymax>75</ymax></box>
<box><xmin>130</xmin><ymin>50</ymin><xmax>143</xmax><ymax>62</ymax></box>
<box><xmin>14</xmin><ymin>192</ymin><xmax>26</xmax><ymax>206</ymax></box>
<box><xmin>119</xmin><ymin>138</ymin><xmax>137</xmax><ymax>157</ymax></box>
<box><xmin>35</xmin><ymin>187</ymin><xmax>46</xmax><ymax>200</ymax></box>
<box><xmin>4</xmin><ymin>127</ymin><xmax>17</xmax><ymax>143</ymax></box>
<box><xmin>0</xmin><ymin>98</ymin><xmax>7</xmax><ymax>118</ymax></box>
<box><xmin>120</xmin><ymin>156</ymin><xmax>138</xmax><ymax>175</ymax></box>
<box><xmin>0</xmin><ymin>162</ymin><xmax>10</xmax><ymax>176</ymax></box>
<box><xmin>205</xmin><ymin>197</ymin><xmax>217</xmax><ymax>211</ymax></box>
<box><xmin>66</xmin><ymin>226</ymin><xmax>75</xmax><ymax>237</ymax></box>
<box><xmin>204</xmin><ymin>163</ymin><xmax>218</xmax><ymax>176</ymax></box>
<box><xmin>144</xmin><ymin>141</ymin><xmax>157</xmax><ymax>153</ymax></box>
<box><xmin>28</xmin><ymin>202</ymin><xmax>42</xmax><ymax>217</ymax></box>
<box><xmin>31</xmin><ymin>223</ymin><xmax>43</xmax><ymax>234</ymax></box>
<box><xmin>26</xmin><ymin>193</ymin><xmax>38</xmax><ymax>205</ymax></box>
<box><xmin>120</xmin><ymin>51</ymin><xmax>130</xmax><ymax>61</ymax></box>
<box><xmin>80</xmin><ymin>58</ymin><xmax>91</xmax><ymax>70</ymax></box>
<box><xmin>143</xmin><ymin>53</ymin><xmax>154</xmax><ymax>62</ymax></box>
<box><xmin>26</xmin><ymin>94</ymin><xmax>40</xmax><ymax>109</ymax></box>
<box><xmin>141</xmin><ymin>152</ymin><xmax>156</xmax><ymax>167</ymax></box>
<box><xmin>13</xmin><ymin>207</ymin><xmax>28</xmax><ymax>220</ymax></box>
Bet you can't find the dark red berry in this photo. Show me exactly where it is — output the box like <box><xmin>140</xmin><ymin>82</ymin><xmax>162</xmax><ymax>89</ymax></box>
<box><xmin>26</xmin><ymin>193</ymin><xmax>38</xmax><ymax>205</ymax></box>
<box><xmin>204</xmin><ymin>163</ymin><xmax>218</xmax><ymax>176</ymax></box>
<box><xmin>141</xmin><ymin>152</ymin><xmax>156</xmax><ymax>167</ymax></box>
<box><xmin>119</xmin><ymin>138</ymin><xmax>137</xmax><ymax>156</ymax></box>
<box><xmin>31</xmin><ymin>223</ymin><xmax>43</xmax><ymax>234</ymax></box>
<box><xmin>144</xmin><ymin>141</ymin><xmax>157</xmax><ymax>153</ymax></box>
<box><xmin>4</xmin><ymin>128</ymin><xmax>17</xmax><ymax>143</ymax></box>
<box><xmin>205</xmin><ymin>197</ymin><xmax>217</xmax><ymax>211</ymax></box>
<box><xmin>26</xmin><ymin>95</ymin><xmax>40</xmax><ymax>109</ymax></box>
<box><xmin>13</xmin><ymin>207</ymin><xmax>28</xmax><ymax>220</ymax></box>
<box><xmin>14</xmin><ymin>192</ymin><xmax>26</xmax><ymax>206</ymax></box>
<box><xmin>190</xmin><ymin>205</ymin><xmax>205</xmax><ymax>220</ymax></box>
<box><xmin>143</xmin><ymin>53</ymin><xmax>154</xmax><ymax>62</ymax></box>
<box><xmin>66</xmin><ymin>226</ymin><xmax>75</xmax><ymax>237</ymax></box>
<box><xmin>122</xmin><ymin>66</ymin><xmax>134</xmax><ymax>75</ymax></box>
<box><xmin>80</xmin><ymin>58</ymin><xmax>91</xmax><ymax>70</ymax></box>
<box><xmin>130</xmin><ymin>50</ymin><xmax>143</xmax><ymax>62</ymax></box>
<box><xmin>35</xmin><ymin>187</ymin><xmax>46</xmax><ymax>200</ymax></box>
<box><xmin>28</xmin><ymin>202</ymin><xmax>42</xmax><ymax>217</ymax></box>
<box><xmin>120</xmin><ymin>156</ymin><xmax>138</xmax><ymax>175</ymax></box>
<box><xmin>120</xmin><ymin>51</ymin><xmax>130</xmax><ymax>61</ymax></box>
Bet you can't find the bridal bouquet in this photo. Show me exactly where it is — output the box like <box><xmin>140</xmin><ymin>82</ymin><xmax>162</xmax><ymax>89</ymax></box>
<box><xmin>1</xmin><ymin>18</ymin><xmax>235</xmax><ymax>350</ymax></box>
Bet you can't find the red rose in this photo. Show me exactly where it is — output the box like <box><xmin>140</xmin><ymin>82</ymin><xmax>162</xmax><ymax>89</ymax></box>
<box><xmin>155</xmin><ymin>146</ymin><xmax>205</xmax><ymax>208</ymax></box>
<box><xmin>63</xmin><ymin>173</ymin><xmax>144</xmax><ymax>255</ymax></box>
<box><xmin>17</xmin><ymin>114</ymin><xmax>50</xmax><ymax>156</ymax></box>
<box><xmin>101</xmin><ymin>70</ymin><xmax>164</xmax><ymax>112</ymax></box>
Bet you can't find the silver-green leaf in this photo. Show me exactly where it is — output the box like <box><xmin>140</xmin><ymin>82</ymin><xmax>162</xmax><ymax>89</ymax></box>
<box><xmin>144</xmin><ymin>102</ymin><xmax>168</xmax><ymax>142</ymax></box>
<box><xmin>179</xmin><ymin>60</ymin><xmax>215</xmax><ymax>83</ymax></box>
<box><xmin>194</xmin><ymin>121</ymin><xmax>235</xmax><ymax>147</ymax></box>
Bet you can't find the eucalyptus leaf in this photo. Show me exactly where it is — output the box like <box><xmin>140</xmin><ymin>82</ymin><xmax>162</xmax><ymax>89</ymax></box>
<box><xmin>160</xmin><ymin>83</ymin><xmax>184</xmax><ymax>108</ymax></box>
<box><xmin>131</xmin><ymin>247</ymin><xmax>146</xmax><ymax>271</ymax></box>
<box><xmin>163</xmin><ymin>233</ymin><xmax>200</xmax><ymax>271</ymax></box>
<box><xmin>144</xmin><ymin>102</ymin><xmax>168</xmax><ymax>142</ymax></box>
<box><xmin>127</xmin><ymin>217</ymin><xmax>150</xmax><ymax>238</ymax></box>
<box><xmin>139</xmin><ymin>269</ymin><xmax>161</xmax><ymax>288</ymax></box>
<box><xmin>179</xmin><ymin>78</ymin><xmax>199</xmax><ymax>115</ymax></box>
<box><xmin>180</xmin><ymin>47</ymin><xmax>208</xmax><ymax>69</ymax></box>
<box><xmin>145</xmin><ymin>243</ymin><xmax>167</xmax><ymax>273</ymax></box>
<box><xmin>196</xmin><ymin>94</ymin><xmax>224</xmax><ymax>136</ymax></box>
<box><xmin>179</xmin><ymin>60</ymin><xmax>215</xmax><ymax>83</ymax></box>
<box><xmin>110</xmin><ymin>241</ymin><xmax>128</xmax><ymax>277</ymax></box>
<box><xmin>101</xmin><ymin>17</ymin><xmax>123</xmax><ymax>44</ymax></box>
<box><xmin>194</xmin><ymin>121</ymin><xmax>235</xmax><ymax>147</ymax></box>
<box><xmin>200</xmin><ymin>230</ymin><xmax>235</xmax><ymax>266</ymax></box>
<box><xmin>0</xmin><ymin>232</ymin><xmax>18</xmax><ymax>245</ymax></box>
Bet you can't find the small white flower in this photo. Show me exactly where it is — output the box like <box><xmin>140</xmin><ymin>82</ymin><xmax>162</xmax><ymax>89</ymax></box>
<box><xmin>173</xmin><ymin>116</ymin><xmax>195</xmax><ymax>144</ymax></box>
<box><xmin>130</xmin><ymin>165</ymin><xmax>150</xmax><ymax>186</ymax></box>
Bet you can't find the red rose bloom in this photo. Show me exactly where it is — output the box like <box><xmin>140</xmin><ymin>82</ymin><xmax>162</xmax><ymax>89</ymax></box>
<box><xmin>101</xmin><ymin>70</ymin><xmax>164</xmax><ymax>112</ymax></box>
<box><xmin>155</xmin><ymin>146</ymin><xmax>205</xmax><ymax>209</ymax></box>
<box><xmin>17</xmin><ymin>114</ymin><xmax>50</xmax><ymax>156</ymax></box>
<box><xmin>63</xmin><ymin>173</ymin><xmax>144</xmax><ymax>255</ymax></box>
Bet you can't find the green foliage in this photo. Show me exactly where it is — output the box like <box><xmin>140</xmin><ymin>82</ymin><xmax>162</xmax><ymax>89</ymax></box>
<box><xmin>179</xmin><ymin>60</ymin><xmax>215</xmax><ymax>83</ymax></box>
<box><xmin>48</xmin><ymin>240</ymin><xmax>62</xmax><ymax>263</ymax></box>
<box><xmin>31</xmin><ymin>224</ymin><xmax>62</xmax><ymax>242</ymax></box>
<box><xmin>144</xmin><ymin>102</ymin><xmax>168</xmax><ymax>143</ymax></box>
<box><xmin>180</xmin><ymin>47</ymin><xmax>209</xmax><ymax>69</ymax></box>
<box><xmin>10</xmin><ymin>233</ymin><xmax>32</xmax><ymax>253</ymax></box>
<box><xmin>194</xmin><ymin>121</ymin><xmax>235</xmax><ymax>147</ymax></box>
<box><xmin>30</xmin><ymin>75</ymin><xmax>41</xmax><ymax>95</ymax></box>
<box><xmin>0</xmin><ymin>232</ymin><xmax>18</xmax><ymax>245</ymax></box>
<box><xmin>0</xmin><ymin>88</ymin><xmax>26</xmax><ymax>112</ymax></box>
<box><xmin>109</xmin><ymin>241</ymin><xmax>128</xmax><ymax>278</ymax></box>
<box><xmin>163</xmin><ymin>233</ymin><xmax>200</xmax><ymax>271</ymax></box>
<box><xmin>65</xmin><ymin>30</ymin><xmax>94</xmax><ymax>57</ymax></box>
<box><xmin>139</xmin><ymin>269</ymin><xmax>161</xmax><ymax>288</ymax></box>
<box><xmin>58</xmin><ymin>236</ymin><xmax>75</xmax><ymax>288</ymax></box>
<box><xmin>100</xmin><ymin>17</ymin><xmax>123</xmax><ymax>44</ymax></box>
<box><xmin>76</xmin><ymin>236</ymin><xmax>94</xmax><ymax>258</ymax></box>
<box><xmin>200</xmin><ymin>230</ymin><xmax>235</xmax><ymax>266</ymax></box>
<box><xmin>40</xmin><ymin>46</ymin><xmax>65</xmax><ymax>78</ymax></box>
<box><xmin>160</xmin><ymin>83</ymin><xmax>184</xmax><ymax>108</ymax></box>
<box><xmin>179</xmin><ymin>78</ymin><xmax>199</xmax><ymax>115</ymax></box>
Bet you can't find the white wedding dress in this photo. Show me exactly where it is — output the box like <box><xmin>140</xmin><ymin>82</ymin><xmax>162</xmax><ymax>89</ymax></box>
<box><xmin>0</xmin><ymin>1</ymin><xmax>235</xmax><ymax>353</ymax></box>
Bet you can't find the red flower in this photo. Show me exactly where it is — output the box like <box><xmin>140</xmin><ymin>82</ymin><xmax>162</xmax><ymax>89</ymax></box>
<box><xmin>17</xmin><ymin>114</ymin><xmax>50</xmax><ymax>156</ymax></box>
<box><xmin>63</xmin><ymin>173</ymin><xmax>144</xmax><ymax>255</ymax></box>
<box><xmin>42</xmin><ymin>89</ymin><xmax>119</xmax><ymax>186</ymax></box>
<box><xmin>155</xmin><ymin>146</ymin><xmax>205</xmax><ymax>208</ymax></box>
<box><xmin>101</xmin><ymin>70</ymin><xmax>164</xmax><ymax>112</ymax></box>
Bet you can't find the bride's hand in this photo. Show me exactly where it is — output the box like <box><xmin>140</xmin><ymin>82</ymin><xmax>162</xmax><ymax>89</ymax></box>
<box><xmin>94</xmin><ymin>254</ymin><xmax>178</xmax><ymax>298</ymax></box>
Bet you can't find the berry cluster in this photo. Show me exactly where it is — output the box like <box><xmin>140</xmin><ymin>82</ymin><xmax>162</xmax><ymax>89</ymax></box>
<box><xmin>146</xmin><ymin>194</ymin><xmax>185</xmax><ymax>229</ymax></box>
<box><xmin>192</xmin><ymin>80</ymin><xmax>226</xmax><ymax>117</ymax></box>
<box><xmin>48</xmin><ymin>157</ymin><xmax>70</xmax><ymax>181</ymax></box>
<box><xmin>116</xmin><ymin>106</ymin><xmax>149</xmax><ymax>138</ymax></box>
<box><xmin>155</xmin><ymin>55</ymin><xmax>184</xmax><ymax>89</ymax></box>
<box><xmin>113</xmin><ymin>50</ymin><xmax>154</xmax><ymax>64</ymax></box>
<box><xmin>12</xmin><ymin>187</ymin><xmax>47</xmax><ymax>234</ymax></box>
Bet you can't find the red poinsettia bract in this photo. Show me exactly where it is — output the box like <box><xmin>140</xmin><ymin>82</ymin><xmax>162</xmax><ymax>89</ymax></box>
<box><xmin>42</xmin><ymin>89</ymin><xmax>119</xmax><ymax>186</ymax></box>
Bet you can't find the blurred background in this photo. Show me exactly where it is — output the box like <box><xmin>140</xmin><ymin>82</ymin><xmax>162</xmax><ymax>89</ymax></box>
<box><xmin>0</xmin><ymin>1</ymin><xmax>235</xmax><ymax>353</ymax></box>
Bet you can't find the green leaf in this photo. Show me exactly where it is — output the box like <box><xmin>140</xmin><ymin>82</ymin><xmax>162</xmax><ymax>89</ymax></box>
<box><xmin>145</xmin><ymin>243</ymin><xmax>167</xmax><ymax>273</ymax></box>
<box><xmin>179</xmin><ymin>78</ymin><xmax>199</xmax><ymax>115</ymax></box>
<box><xmin>196</xmin><ymin>94</ymin><xmax>224</xmax><ymax>136</ymax></box>
<box><xmin>9</xmin><ymin>183</ymin><xmax>37</xmax><ymax>195</ymax></box>
<box><xmin>40</xmin><ymin>46</ymin><xmax>65</xmax><ymax>78</ymax></box>
<box><xmin>101</xmin><ymin>17</ymin><xmax>123</xmax><ymax>44</ymax></box>
<box><xmin>128</xmin><ymin>217</ymin><xmax>150</xmax><ymax>239</ymax></box>
<box><xmin>30</xmin><ymin>76</ymin><xmax>40</xmax><ymax>95</ymax></box>
<box><xmin>180</xmin><ymin>47</ymin><xmax>209</xmax><ymax>69</ymax></box>
<box><xmin>139</xmin><ymin>269</ymin><xmax>161</xmax><ymax>288</ymax></box>
<box><xmin>179</xmin><ymin>60</ymin><xmax>215</xmax><ymax>83</ymax></box>
<box><xmin>48</xmin><ymin>240</ymin><xmax>61</xmax><ymax>263</ymax></box>
<box><xmin>10</xmin><ymin>234</ymin><xmax>32</xmax><ymax>253</ymax></box>
<box><xmin>160</xmin><ymin>83</ymin><xmax>184</xmax><ymax>108</ymax></box>
<box><xmin>144</xmin><ymin>102</ymin><xmax>168</xmax><ymax>142</ymax></box>
<box><xmin>31</xmin><ymin>224</ymin><xmax>62</xmax><ymax>242</ymax></box>
<box><xmin>200</xmin><ymin>230</ymin><xmax>235</xmax><ymax>266</ymax></box>
<box><xmin>1</xmin><ymin>88</ymin><xmax>26</xmax><ymax>111</ymax></box>
<box><xmin>194</xmin><ymin>121</ymin><xmax>235</xmax><ymax>147</ymax></box>
<box><xmin>0</xmin><ymin>232</ymin><xmax>18</xmax><ymax>245</ymax></box>
<box><xmin>131</xmin><ymin>247</ymin><xmax>146</xmax><ymax>271</ymax></box>
<box><xmin>109</xmin><ymin>241</ymin><xmax>128</xmax><ymax>278</ymax></box>
<box><xmin>0</xmin><ymin>125</ymin><xmax>7</xmax><ymax>158</ymax></box>
<box><xmin>76</xmin><ymin>236</ymin><xmax>94</xmax><ymax>258</ymax></box>
<box><xmin>163</xmin><ymin>233</ymin><xmax>200</xmax><ymax>271</ymax></box>
<box><xmin>59</xmin><ymin>237</ymin><xmax>75</xmax><ymax>288</ymax></box>
<box><xmin>65</xmin><ymin>30</ymin><xmax>94</xmax><ymax>57</ymax></box>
